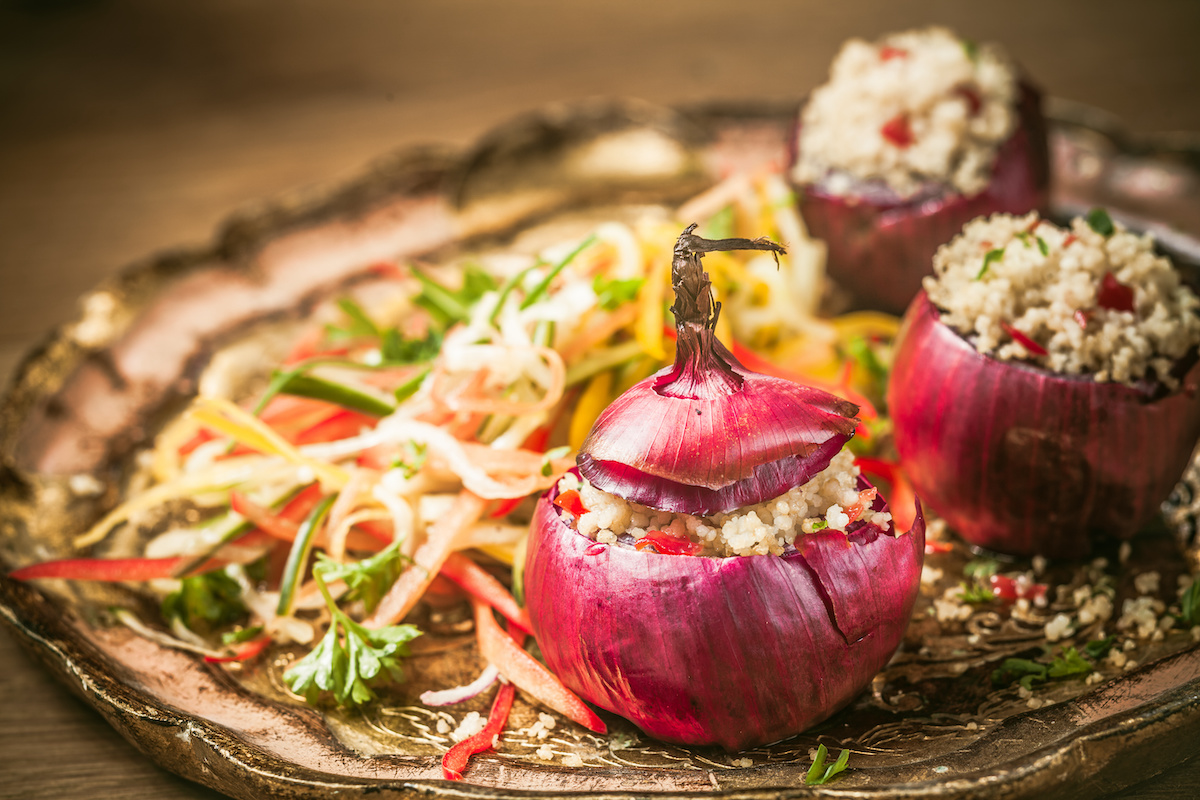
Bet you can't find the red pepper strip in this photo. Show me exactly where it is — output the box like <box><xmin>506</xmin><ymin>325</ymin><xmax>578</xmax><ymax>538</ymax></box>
<box><xmin>728</xmin><ymin>339</ymin><xmax>879</xmax><ymax>421</ymax></box>
<box><xmin>854</xmin><ymin>457</ymin><xmax>917</xmax><ymax>532</ymax></box>
<box><xmin>231</xmin><ymin>484</ymin><xmax>325</xmax><ymax>540</ymax></box>
<box><xmin>881</xmin><ymin>114</ymin><xmax>915</xmax><ymax>148</ymax></box>
<box><xmin>844</xmin><ymin>487</ymin><xmax>878</xmax><ymax>524</ymax></box>
<box><xmin>441</xmin><ymin>553</ymin><xmax>533</xmax><ymax>634</ymax></box>
<box><xmin>10</xmin><ymin>555</ymin><xmax>224</xmax><ymax>582</ymax></box>
<box><xmin>472</xmin><ymin>598</ymin><xmax>606</xmax><ymax>733</ymax></box>
<box><xmin>351</xmin><ymin>518</ymin><xmax>395</xmax><ymax>545</ymax></box>
<box><xmin>1097</xmin><ymin>272</ymin><xmax>1135</xmax><ymax>313</ymax></box>
<box><xmin>442</xmin><ymin>681</ymin><xmax>517</xmax><ymax>780</ymax></box>
<box><xmin>633</xmin><ymin>530</ymin><xmax>703</xmax><ymax>556</ymax></box>
<box><xmin>925</xmin><ymin>540</ymin><xmax>954</xmax><ymax>555</ymax></box>
<box><xmin>552</xmin><ymin>489</ymin><xmax>588</xmax><ymax>518</ymax></box>
<box><xmin>489</xmin><ymin>496</ymin><xmax>526</xmax><ymax>520</ymax></box>
<box><xmin>880</xmin><ymin>45</ymin><xmax>908</xmax><ymax>60</ymax></box>
<box><xmin>1074</xmin><ymin>309</ymin><xmax>1093</xmax><ymax>330</ymax></box>
<box><xmin>1063</xmin><ymin>234</ymin><xmax>1078</xmax><ymax>248</ymax></box>
<box><xmin>368</xmin><ymin>261</ymin><xmax>407</xmax><ymax>281</ymax></box>
<box><xmin>999</xmin><ymin>321</ymin><xmax>1048</xmax><ymax>357</ymax></box>
<box><xmin>291</xmin><ymin>409</ymin><xmax>377</xmax><ymax>445</ymax></box>
<box><xmin>283</xmin><ymin>325</ymin><xmax>353</xmax><ymax>366</ymax></box>
<box><xmin>203</xmin><ymin>635</ymin><xmax>272</xmax><ymax>664</ymax></box>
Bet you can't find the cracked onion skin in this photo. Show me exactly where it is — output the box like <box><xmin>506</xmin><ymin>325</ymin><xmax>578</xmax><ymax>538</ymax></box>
<box><xmin>525</xmin><ymin>474</ymin><xmax>925</xmax><ymax>751</ymax></box>
<box><xmin>889</xmin><ymin>291</ymin><xmax>1200</xmax><ymax>559</ymax></box>
<box><xmin>795</xmin><ymin>83</ymin><xmax>1049</xmax><ymax>314</ymax></box>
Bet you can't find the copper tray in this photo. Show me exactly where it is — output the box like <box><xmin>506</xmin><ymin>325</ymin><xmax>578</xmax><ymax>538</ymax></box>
<box><xmin>2</xmin><ymin>99</ymin><xmax>1200</xmax><ymax>799</ymax></box>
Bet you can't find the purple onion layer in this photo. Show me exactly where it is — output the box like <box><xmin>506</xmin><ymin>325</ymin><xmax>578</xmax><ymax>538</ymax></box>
<box><xmin>579</xmin><ymin>359</ymin><xmax>859</xmax><ymax>516</ymax></box>
<box><xmin>525</xmin><ymin>474</ymin><xmax>925</xmax><ymax>751</ymax></box>
<box><xmin>889</xmin><ymin>292</ymin><xmax>1200</xmax><ymax>559</ymax></box>
<box><xmin>796</xmin><ymin>82</ymin><xmax>1049</xmax><ymax>314</ymax></box>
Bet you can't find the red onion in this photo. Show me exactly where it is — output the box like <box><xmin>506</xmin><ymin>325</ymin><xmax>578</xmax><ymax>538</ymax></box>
<box><xmin>525</xmin><ymin>228</ymin><xmax>925</xmax><ymax>750</ymax></box>
<box><xmin>526</xmin><ymin>474</ymin><xmax>924</xmax><ymax>750</ymax></box>
<box><xmin>795</xmin><ymin>83</ymin><xmax>1049</xmax><ymax>314</ymax></box>
<box><xmin>889</xmin><ymin>291</ymin><xmax>1200</xmax><ymax>558</ymax></box>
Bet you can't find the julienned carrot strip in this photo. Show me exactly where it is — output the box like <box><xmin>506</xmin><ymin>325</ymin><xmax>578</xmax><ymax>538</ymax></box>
<box><xmin>10</xmin><ymin>555</ymin><xmax>223</xmax><ymax>582</ymax></box>
<box><xmin>365</xmin><ymin>490</ymin><xmax>489</xmax><ymax>628</ymax></box>
<box><xmin>231</xmin><ymin>492</ymin><xmax>301</xmax><ymax>541</ymax></box>
<box><xmin>471</xmin><ymin>598</ymin><xmax>606</xmax><ymax>733</ymax></box>
<box><xmin>442</xmin><ymin>682</ymin><xmax>516</xmax><ymax>780</ymax></box>
<box><xmin>440</xmin><ymin>553</ymin><xmax>532</xmax><ymax>634</ymax></box>
<box><xmin>203</xmin><ymin>635</ymin><xmax>272</xmax><ymax>664</ymax></box>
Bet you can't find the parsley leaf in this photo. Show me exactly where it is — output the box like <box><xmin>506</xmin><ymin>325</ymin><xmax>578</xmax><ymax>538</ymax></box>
<box><xmin>162</xmin><ymin>569</ymin><xmax>246</xmax><ymax>633</ymax></box>
<box><xmin>1083</xmin><ymin>635</ymin><xmax>1117</xmax><ymax>660</ymax></box>
<box><xmin>1178</xmin><ymin>578</ymin><xmax>1200</xmax><ymax>626</ymax></box>
<box><xmin>313</xmin><ymin>541</ymin><xmax>409</xmax><ymax>615</ymax></box>
<box><xmin>284</xmin><ymin>611</ymin><xmax>420</xmax><ymax>706</ymax></box>
<box><xmin>1036</xmin><ymin>236</ymin><xmax>1049</xmax><ymax>256</ymax></box>
<box><xmin>283</xmin><ymin>552</ymin><xmax>420</xmax><ymax>707</ymax></box>
<box><xmin>958</xmin><ymin>581</ymin><xmax>996</xmax><ymax>604</ymax></box>
<box><xmin>962</xmin><ymin>558</ymin><xmax>1000</xmax><ymax>580</ymax></box>
<box><xmin>380</xmin><ymin>327</ymin><xmax>442</xmax><ymax>365</ymax></box>
<box><xmin>976</xmin><ymin>248</ymin><xmax>1005</xmax><ymax>280</ymax></box>
<box><xmin>961</xmin><ymin>38</ymin><xmax>979</xmax><ymax>61</ymax></box>
<box><xmin>805</xmin><ymin>744</ymin><xmax>850</xmax><ymax>785</ymax></box>
<box><xmin>1048</xmin><ymin>646</ymin><xmax>1091</xmax><ymax>679</ymax></box>
<box><xmin>411</xmin><ymin>263</ymin><xmax>497</xmax><ymax>327</ymax></box>
<box><xmin>1086</xmin><ymin>208</ymin><xmax>1115</xmax><ymax>236</ymax></box>
<box><xmin>992</xmin><ymin>657</ymin><xmax>1048</xmax><ymax>691</ymax></box>
<box><xmin>593</xmin><ymin>276</ymin><xmax>645</xmax><ymax>311</ymax></box>
<box><xmin>222</xmin><ymin>625</ymin><xmax>265</xmax><ymax>645</ymax></box>
<box><xmin>391</xmin><ymin>441</ymin><xmax>428</xmax><ymax>481</ymax></box>
<box><xmin>327</xmin><ymin>297</ymin><xmax>381</xmax><ymax>341</ymax></box>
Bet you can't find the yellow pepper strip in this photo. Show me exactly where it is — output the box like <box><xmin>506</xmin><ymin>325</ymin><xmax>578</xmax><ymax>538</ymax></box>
<box><xmin>187</xmin><ymin>396</ymin><xmax>350</xmax><ymax>490</ymax></box>
<box><xmin>569</xmin><ymin>370</ymin><xmax>614</xmax><ymax>451</ymax></box>
<box><xmin>830</xmin><ymin>311</ymin><xmax>902</xmax><ymax>341</ymax></box>
<box><xmin>635</xmin><ymin>253</ymin><xmax>669</xmax><ymax>361</ymax></box>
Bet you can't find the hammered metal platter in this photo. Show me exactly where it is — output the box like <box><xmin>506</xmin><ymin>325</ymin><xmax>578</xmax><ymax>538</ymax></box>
<box><xmin>2</xmin><ymin>99</ymin><xmax>1200</xmax><ymax>800</ymax></box>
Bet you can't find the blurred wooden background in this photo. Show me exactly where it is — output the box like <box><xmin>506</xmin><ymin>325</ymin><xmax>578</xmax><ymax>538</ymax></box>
<box><xmin>2</xmin><ymin>1</ymin><xmax>1199</xmax><ymax>797</ymax></box>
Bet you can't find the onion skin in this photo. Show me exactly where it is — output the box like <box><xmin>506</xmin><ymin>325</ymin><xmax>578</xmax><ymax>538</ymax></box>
<box><xmin>525</xmin><ymin>474</ymin><xmax>925</xmax><ymax>751</ymax></box>
<box><xmin>796</xmin><ymin>83</ymin><xmax>1049</xmax><ymax>314</ymax></box>
<box><xmin>889</xmin><ymin>292</ymin><xmax>1200</xmax><ymax>558</ymax></box>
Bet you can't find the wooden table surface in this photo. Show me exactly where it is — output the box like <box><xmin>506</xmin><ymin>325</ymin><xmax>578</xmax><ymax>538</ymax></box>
<box><xmin>3</xmin><ymin>2</ymin><xmax>1200</xmax><ymax>797</ymax></box>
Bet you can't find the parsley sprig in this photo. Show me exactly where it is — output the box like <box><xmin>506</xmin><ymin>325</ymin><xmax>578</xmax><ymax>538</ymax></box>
<box><xmin>162</xmin><ymin>569</ymin><xmax>247</xmax><ymax>633</ymax></box>
<box><xmin>991</xmin><ymin>643</ymin><xmax>1102</xmax><ymax>691</ymax></box>
<box><xmin>283</xmin><ymin>546</ymin><xmax>421</xmax><ymax>707</ymax></box>
<box><xmin>805</xmin><ymin>744</ymin><xmax>851</xmax><ymax>785</ymax></box>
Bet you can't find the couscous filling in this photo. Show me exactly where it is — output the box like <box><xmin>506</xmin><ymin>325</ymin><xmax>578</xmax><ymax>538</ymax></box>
<box><xmin>793</xmin><ymin>26</ymin><xmax>1018</xmax><ymax>199</ymax></box>
<box><xmin>555</xmin><ymin>449</ymin><xmax>892</xmax><ymax>557</ymax></box>
<box><xmin>925</xmin><ymin>211</ymin><xmax>1200</xmax><ymax>388</ymax></box>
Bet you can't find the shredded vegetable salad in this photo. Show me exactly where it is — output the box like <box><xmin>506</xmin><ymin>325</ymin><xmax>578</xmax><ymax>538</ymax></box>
<box><xmin>11</xmin><ymin>170</ymin><xmax>908</xmax><ymax>779</ymax></box>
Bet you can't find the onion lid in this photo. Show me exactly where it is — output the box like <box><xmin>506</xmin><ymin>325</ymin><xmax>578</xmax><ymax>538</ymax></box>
<box><xmin>578</xmin><ymin>226</ymin><xmax>859</xmax><ymax>515</ymax></box>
